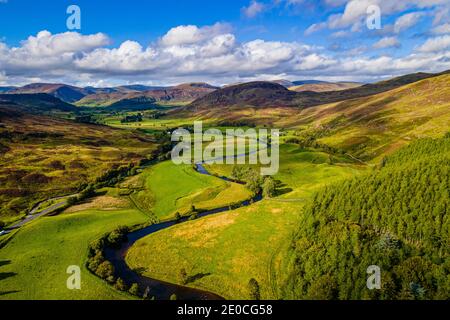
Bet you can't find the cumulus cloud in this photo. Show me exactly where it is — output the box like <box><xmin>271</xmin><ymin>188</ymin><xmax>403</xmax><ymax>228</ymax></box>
<box><xmin>310</xmin><ymin>0</ymin><xmax>446</xmax><ymax>32</ymax></box>
<box><xmin>242</xmin><ymin>1</ymin><xmax>266</xmax><ymax>18</ymax></box>
<box><xmin>417</xmin><ymin>35</ymin><xmax>450</xmax><ymax>52</ymax></box>
<box><xmin>0</xmin><ymin>25</ymin><xmax>450</xmax><ymax>86</ymax></box>
<box><xmin>394</xmin><ymin>12</ymin><xmax>424</xmax><ymax>33</ymax></box>
<box><xmin>432</xmin><ymin>23</ymin><xmax>450</xmax><ymax>34</ymax></box>
<box><xmin>373</xmin><ymin>37</ymin><xmax>401</xmax><ymax>49</ymax></box>
<box><xmin>160</xmin><ymin>23</ymin><xmax>232</xmax><ymax>46</ymax></box>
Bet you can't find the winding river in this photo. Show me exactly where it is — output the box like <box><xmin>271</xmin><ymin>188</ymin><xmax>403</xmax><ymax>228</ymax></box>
<box><xmin>104</xmin><ymin>162</ymin><xmax>263</xmax><ymax>300</ymax></box>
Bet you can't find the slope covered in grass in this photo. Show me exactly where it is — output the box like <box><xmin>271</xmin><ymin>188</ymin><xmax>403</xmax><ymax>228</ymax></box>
<box><xmin>284</xmin><ymin>73</ymin><xmax>450</xmax><ymax>162</ymax></box>
<box><xmin>130</xmin><ymin>161</ymin><xmax>252</xmax><ymax>220</ymax></box>
<box><xmin>0</xmin><ymin>206</ymin><xmax>148</xmax><ymax>300</ymax></box>
<box><xmin>282</xmin><ymin>135</ymin><xmax>450</xmax><ymax>300</ymax></box>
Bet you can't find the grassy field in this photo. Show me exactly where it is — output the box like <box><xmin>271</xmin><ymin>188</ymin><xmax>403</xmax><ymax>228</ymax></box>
<box><xmin>126</xmin><ymin>200</ymin><xmax>299</xmax><ymax>299</ymax></box>
<box><xmin>206</xmin><ymin>143</ymin><xmax>361</xmax><ymax>199</ymax></box>
<box><xmin>129</xmin><ymin>161</ymin><xmax>252</xmax><ymax>220</ymax></box>
<box><xmin>125</xmin><ymin>143</ymin><xmax>363</xmax><ymax>299</ymax></box>
<box><xmin>0</xmin><ymin>204</ymin><xmax>149</xmax><ymax>300</ymax></box>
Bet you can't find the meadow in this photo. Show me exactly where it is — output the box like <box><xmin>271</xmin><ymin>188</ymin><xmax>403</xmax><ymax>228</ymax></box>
<box><xmin>125</xmin><ymin>143</ymin><xmax>363</xmax><ymax>299</ymax></box>
<box><xmin>0</xmin><ymin>204</ymin><xmax>148</xmax><ymax>299</ymax></box>
<box><xmin>126</xmin><ymin>161</ymin><xmax>252</xmax><ymax>220</ymax></box>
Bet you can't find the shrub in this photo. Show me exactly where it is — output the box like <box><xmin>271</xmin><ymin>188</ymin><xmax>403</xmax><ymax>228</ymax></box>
<box><xmin>248</xmin><ymin>278</ymin><xmax>261</xmax><ymax>300</ymax></box>
<box><xmin>129</xmin><ymin>283</ymin><xmax>140</xmax><ymax>296</ymax></box>
<box><xmin>95</xmin><ymin>261</ymin><xmax>115</xmax><ymax>282</ymax></box>
<box><xmin>114</xmin><ymin>278</ymin><xmax>128</xmax><ymax>291</ymax></box>
<box><xmin>179</xmin><ymin>268</ymin><xmax>188</xmax><ymax>285</ymax></box>
<box><xmin>262</xmin><ymin>177</ymin><xmax>276</xmax><ymax>198</ymax></box>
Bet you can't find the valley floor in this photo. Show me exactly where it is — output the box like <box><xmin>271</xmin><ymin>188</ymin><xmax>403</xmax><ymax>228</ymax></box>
<box><xmin>0</xmin><ymin>140</ymin><xmax>363</xmax><ymax>300</ymax></box>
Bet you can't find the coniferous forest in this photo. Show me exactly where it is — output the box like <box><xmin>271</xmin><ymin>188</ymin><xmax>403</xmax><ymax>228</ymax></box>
<box><xmin>283</xmin><ymin>134</ymin><xmax>450</xmax><ymax>300</ymax></box>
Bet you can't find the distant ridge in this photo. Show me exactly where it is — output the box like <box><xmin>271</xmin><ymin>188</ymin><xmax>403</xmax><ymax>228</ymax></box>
<box><xmin>0</xmin><ymin>93</ymin><xmax>78</xmax><ymax>112</ymax></box>
<box><xmin>183</xmin><ymin>70</ymin><xmax>449</xmax><ymax>112</ymax></box>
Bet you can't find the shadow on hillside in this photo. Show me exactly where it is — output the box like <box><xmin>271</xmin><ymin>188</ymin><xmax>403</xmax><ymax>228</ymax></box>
<box><xmin>0</xmin><ymin>260</ymin><xmax>19</xmax><ymax>295</ymax></box>
<box><xmin>0</xmin><ymin>290</ymin><xmax>20</xmax><ymax>296</ymax></box>
<box><xmin>0</xmin><ymin>260</ymin><xmax>12</xmax><ymax>267</ymax></box>
<box><xmin>186</xmin><ymin>272</ymin><xmax>211</xmax><ymax>284</ymax></box>
<box><xmin>275</xmin><ymin>182</ymin><xmax>293</xmax><ymax>197</ymax></box>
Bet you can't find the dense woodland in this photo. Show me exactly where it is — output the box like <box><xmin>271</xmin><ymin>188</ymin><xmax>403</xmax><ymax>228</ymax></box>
<box><xmin>283</xmin><ymin>134</ymin><xmax>450</xmax><ymax>300</ymax></box>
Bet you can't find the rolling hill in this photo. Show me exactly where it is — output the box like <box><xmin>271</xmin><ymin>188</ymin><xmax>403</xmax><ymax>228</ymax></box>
<box><xmin>182</xmin><ymin>71</ymin><xmax>446</xmax><ymax>114</ymax></box>
<box><xmin>0</xmin><ymin>93</ymin><xmax>78</xmax><ymax>112</ymax></box>
<box><xmin>75</xmin><ymin>82</ymin><xmax>218</xmax><ymax>108</ymax></box>
<box><xmin>281</xmin><ymin>72</ymin><xmax>450</xmax><ymax>161</ymax></box>
<box><xmin>290</xmin><ymin>82</ymin><xmax>362</xmax><ymax>92</ymax></box>
<box><xmin>8</xmin><ymin>83</ymin><xmax>90</xmax><ymax>103</ymax></box>
<box><xmin>0</xmin><ymin>102</ymin><xmax>157</xmax><ymax>222</ymax></box>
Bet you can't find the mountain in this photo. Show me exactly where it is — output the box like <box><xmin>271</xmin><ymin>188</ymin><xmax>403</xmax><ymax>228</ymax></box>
<box><xmin>114</xmin><ymin>85</ymin><xmax>165</xmax><ymax>93</ymax></box>
<box><xmin>0</xmin><ymin>87</ymin><xmax>16</xmax><ymax>93</ymax></box>
<box><xmin>292</xmin><ymin>80</ymin><xmax>329</xmax><ymax>85</ymax></box>
<box><xmin>8</xmin><ymin>83</ymin><xmax>90</xmax><ymax>103</ymax></box>
<box><xmin>76</xmin><ymin>82</ymin><xmax>218</xmax><ymax>108</ymax></box>
<box><xmin>188</xmin><ymin>81</ymin><xmax>299</xmax><ymax>110</ymax></box>
<box><xmin>183</xmin><ymin>71</ymin><xmax>447</xmax><ymax>113</ymax></box>
<box><xmin>271</xmin><ymin>80</ymin><xmax>296</xmax><ymax>88</ymax></box>
<box><xmin>290</xmin><ymin>82</ymin><xmax>362</xmax><ymax>92</ymax></box>
<box><xmin>0</xmin><ymin>93</ymin><xmax>78</xmax><ymax>112</ymax></box>
<box><xmin>284</xmin><ymin>72</ymin><xmax>450</xmax><ymax>161</ymax></box>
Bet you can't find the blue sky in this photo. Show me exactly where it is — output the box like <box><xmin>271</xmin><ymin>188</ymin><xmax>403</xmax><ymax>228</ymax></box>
<box><xmin>0</xmin><ymin>0</ymin><xmax>449</xmax><ymax>86</ymax></box>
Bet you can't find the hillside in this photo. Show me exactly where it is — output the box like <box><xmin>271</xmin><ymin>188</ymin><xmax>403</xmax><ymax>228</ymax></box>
<box><xmin>180</xmin><ymin>71</ymin><xmax>445</xmax><ymax>114</ymax></box>
<box><xmin>8</xmin><ymin>83</ymin><xmax>91</xmax><ymax>103</ymax></box>
<box><xmin>188</xmin><ymin>81</ymin><xmax>300</xmax><ymax>109</ymax></box>
<box><xmin>75</xmin><ymin>83</ymin><xmax>218</xmax><ymax>108</ymax></box>
<box><xmin>290</xmin><ymin>82</ymin><xmax>362</xmax><ymax>93</ymax></box>
<box><xmin>283</xmin><ymin>134</ymin><xmax>450</xmax><ymax>300</ymax></box>
<box><xmin>283</xmin><ymin>73</ymin><xmax>450</xmax><ymax>161</ymax></box>
<box><xmin>0</xmin><ymin>93</ymin><xmax>78</xmax><ymax>112</ymax></box>
<box><xmin>0</xmin><ymin>103</ymin><xmax>157</xmax><ymax>222</ymax></box>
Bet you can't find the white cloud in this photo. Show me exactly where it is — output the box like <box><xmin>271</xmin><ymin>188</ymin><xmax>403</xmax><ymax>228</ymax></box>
<box><xmin>432</xmin><ymin>23</ymin><xmax>450</xmax><ymax>34</ymax></box>
<box><xmin>373</xmin><ymin>37</ymin><xmax>401</xmax><ymax>49</ymax></box>
<box><xmin>0</xmin><ymin>26</ymin><xmax>449</xmax><ymax>86</ymax></box>
<box><xmin>304</xmin><ymin>23</ymin><xmax>327</xmax><ymax>35</ymax></box>
<box><xmin>319</xmin><ymin>0</ymin><xmax>446</xmax><ymax>32</ymax></box>
<box><xmin>417</xmin><ymin>35</ymin><xmax>450</xmax><ymax>52</ymax></box>
<box><xmin>160</xmin><ymin>23</ymin><xmax>231</xmax><ymax>46</ymax></box>
<box><xmin>394</xmin><ymin>12</ymin><xmax>424</xmax><ymax>33</ymax></box>
<box><xmin>242</xmin><ymin>1</ymin><xmax>266</xmax><ymax>18</ymax></box>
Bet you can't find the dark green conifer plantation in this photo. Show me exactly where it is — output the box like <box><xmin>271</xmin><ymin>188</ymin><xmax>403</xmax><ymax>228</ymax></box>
<box><xmin>283</xmin><ymin>134</ymin><xmax>450</xmax><ymax>300</ymax></box>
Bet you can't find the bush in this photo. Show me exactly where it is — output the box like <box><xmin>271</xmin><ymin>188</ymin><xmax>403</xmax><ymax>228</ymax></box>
<box><xmin>114</xmin><ymin>278</ymin><xmax>128</xmax><ymax>291</ymax></box>
<box><xmin>248</xmin><ymin>278</ymin><xmax>261</xmax><ymax>300</ymax></box>
<box><xmin>262</xmin><ymin>177</ymin><xmax>276</xmax><ymax>198</ymax></box>
<box><xmin>107</xmin><ymin>226</ymin><xmax>129</xmax><ymax>247</ymax></box>
<box><xmin>179</xmin><ymin>268</ymin><xmax>188</xmax><ymax>285</ymax></box>
<box><xmin>95</xmin><ymin>261</ymin><xmax>115</xmax><ymax>282</ymax></box>
<box><xmin>129</xmin><ymin>283</ymin><xmax>140</xmax><ymax>296</ymax></box>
